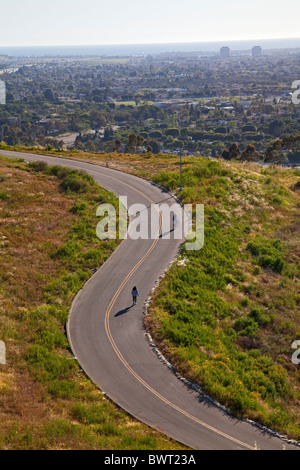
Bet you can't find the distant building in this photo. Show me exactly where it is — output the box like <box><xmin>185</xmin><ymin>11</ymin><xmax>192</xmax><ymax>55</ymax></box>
<box><xmin>0</xmin><ymin>80</ymin><xmax>5</xmax><ymax>104</ymax></box>
<box><xmin>252</xmin><ymin>46</ymin><xmax>262</xmax><ymax>57</ymax></box>
<box><xmin>220</xmin><ymin>46</ymin><xmax>230</xmax><ymax>58</ymax></box>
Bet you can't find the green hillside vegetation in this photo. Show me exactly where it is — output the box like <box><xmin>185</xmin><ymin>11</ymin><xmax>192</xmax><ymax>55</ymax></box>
<box><xmin>144</xmin><ymin>159</ymin><xmax>300</xmax><ymax>439</ymax></box>
<box><xmin>0</xmin><ymin>155</ymin><xmax>186</xmax><ymax>450</ymax></box>
<box><xmin>1</xmin><ymin>145</ymin><xmax>300</xmax><ymax>443</ymax></box>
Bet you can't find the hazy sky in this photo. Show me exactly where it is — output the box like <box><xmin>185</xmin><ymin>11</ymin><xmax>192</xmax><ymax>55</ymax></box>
<box><xmin>1</xmin><ymin>0</ymin><xmax>299</xmax><ymax>46</ymax></box>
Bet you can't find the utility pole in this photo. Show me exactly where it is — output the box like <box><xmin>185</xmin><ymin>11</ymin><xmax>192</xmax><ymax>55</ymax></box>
<box><xmin>180</xmin><ymin>153</ymin><xmax>183</xmax><ymax>191</ymax></box>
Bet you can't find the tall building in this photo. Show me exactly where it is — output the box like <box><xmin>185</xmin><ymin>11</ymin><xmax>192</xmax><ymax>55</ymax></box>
<box><xmin>0</xmin><ymin>80</ymin><xmax>5</xmax><ymax>105</ymax></box>
<box><xmin>220</xmin><ymin>46</ymin><xmax>230</xmax><ymax>58</ymax></box>
<box><xmin>252</xmin><ymin>46</ymin><xmax>262</xmax><ymax>57</ymax></box>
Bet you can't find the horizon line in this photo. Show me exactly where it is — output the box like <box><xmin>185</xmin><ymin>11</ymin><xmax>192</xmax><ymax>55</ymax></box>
<box><xmin>1</xmin><ymin>37</ymin><xmax>300</xmax><ymax>49</ymax></box>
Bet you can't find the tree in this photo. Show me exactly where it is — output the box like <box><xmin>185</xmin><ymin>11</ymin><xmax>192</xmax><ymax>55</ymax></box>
<box><xmin>180</xmin><ymin>128</ymin><xmax>189</xmax><ymax>138</ymax></box>
<box><xmin>126</xmin><ymin>133</ymin><xmax>138</xmax><ymax>153</ymax></box>
<box><xmin>215</xmin><ymin>126</ymin><xmax>227</xmax><ymax>134</ymax></box>
<box><xmin>112</xmin><ymin>138</ymin><xmax>122</xmax><ymax>152</ymax></box>
<box><xmin>240</xmin><ymin>144</ymin><xmax>263</xmax><ymax>162</ymax></box>
<box><xmin>268</xmin><ymin>120</ymin><xmax>286</xmax><ymax>138</ymax></box>
<box><xmin>221</xmin><ymin>142</ymin><xmax>240</xmax><ymax>160</ymax></box>
<box><xmin>44</xmin><ymin>88</ymin><xmax>55</xmax><ymax>102</ymax></box>
<box><xmin>126</xmin><ymin>133</ymin><xmax>146</xmax><ymax>153</ymax></box>
<box><xmin>149</xmin><ymin>130</ymin><xmax>163</xmax><ymax>139</ymax></box>
<box><xmin>147</xmin><ymin>140</ymin><xmax>161</xmax><ymax>154</ymax></box>
<box><xmin>265</xmin><ymin>135</ymin><xmax>300</xmax><ymax>164</ymax></box>
<box><xmin>68</xmin><ymin>114</ymin><xmax>79</xmax><ymax>132</ymax></box>
<box><xmin>136</xmin><ymin>135</ymin><xmax>145</xmax><ymax>148</ymax></box>
<box><xmin>89</xmin><ymin>110</ymin><xmax>106</xmax><ymax>129</ymax></box>
<box><xmin>103</xmin><ymin>127</ymin><xmax>113</xmax><ymax>141</ymax></box>
<box><xmin>6</xmin><ymin>93</ymin><xmax>14</xmax><ymax>103</ymax></box>
<box><xmin>165</xmin><ymin>128</ymin><xmax>180</xmax><ymax>138</ymax></box>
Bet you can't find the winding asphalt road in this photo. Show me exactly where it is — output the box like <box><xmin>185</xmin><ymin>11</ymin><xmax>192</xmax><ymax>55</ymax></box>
<box><xmin>2</xmin><ymin>149</ymin><xmax>299</xmax><ymax>450</ymax></box>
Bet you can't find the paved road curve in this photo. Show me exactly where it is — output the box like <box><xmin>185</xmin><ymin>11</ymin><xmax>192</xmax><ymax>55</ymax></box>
<box><xmin>2</xmin><ymin>149</ymin><xmax>299</xmax><ymax>450</ymax></box>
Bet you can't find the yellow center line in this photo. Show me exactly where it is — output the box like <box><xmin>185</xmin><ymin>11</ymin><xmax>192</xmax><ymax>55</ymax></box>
<box><xmin>68</xmin><ymin>163</ymin><xmax>255</xmax><ymax>450</ymax></box>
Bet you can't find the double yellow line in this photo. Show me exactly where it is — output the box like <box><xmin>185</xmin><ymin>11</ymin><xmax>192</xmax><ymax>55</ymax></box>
<box><xmin>74</xmin><ymin>165</ymin><xmax>256</xmax><ymax>450</ymax></box>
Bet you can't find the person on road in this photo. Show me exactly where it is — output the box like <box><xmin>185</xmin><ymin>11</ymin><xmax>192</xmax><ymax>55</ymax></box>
<box><xmin>131</xmin><ymin>286</ymin><xmax>139</xmax><ymax>305</ymax></box>
<box><xmin>172</xmin><ymin>214</ymin><xmax>177</xmax><ymax>230</ymax></box>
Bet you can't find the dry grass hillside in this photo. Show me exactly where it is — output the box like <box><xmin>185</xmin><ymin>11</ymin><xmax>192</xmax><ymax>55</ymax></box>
<box><xmin>0</xmin><ymin>154</ymin><xmax>186</xmax><ymax>450</ymax></box>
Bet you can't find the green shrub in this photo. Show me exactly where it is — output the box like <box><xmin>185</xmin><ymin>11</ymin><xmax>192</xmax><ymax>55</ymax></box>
<box><xmin>70</xmin><ymin>201</ymin><xmax>87</xmax><ymax>213</ymax></box>
<box><xmin>29</xmin><ymin>161</ymin><xmax>49</xmax><ymax>172</ymax></box>
<box><xmin>240</xmin><ymin>297</ymin><xmax>250</xmax><ymax>307</ymax></box>
<box><xmin>247</xmin><ymin>236</ymin><xmax>285</xmax><ymax>273</ymax></box>
<box><xmin>44</xmin><ymin>419</ymin><xmax>78</xmax><ymax>440</ymax></box>
<box><xmin>48</xmin><ymin>380</ymin><xmax>78</xmax><ymax>398</ymax></box>
<box><xmin>253</xmin><ymin>265</ymin><xmax>261</xmax><ymax>275</ymax></box>
<box><xmin>26</xmin><ymin>345</ymin><xmax>76</xmax><ymax>382</ymax></box>
<box><xmin>48</xmin><ymin>165</ymin><xmax>73</xmax><ymax>179</ymax></box>
<box><xmin>37</xmin><ymin>329</ymin><xmax>69</xmax><ymax>350</ymax></box>
<box><xmin>71</xmin><ymin>403</ymin><xmax>108</xmax><ymax>425</ymax></box>
<box><xmin>249</xmin><ymin>307</ymin><xmax>271</xmax><ymax>327</ymax></box>
<box><xmin>152</xmin><ymin>172</ymin><xmax>180</xmax><ymax>191</ymax></box>
<box><xmin>272</xmin><ymin>196</ymin><xmax>283</xmax><ymax>205</ymax></box>
<box><xmin>60</xmin><ymin>174</ymin><xmax>89</xmax><ymax>193</ymax></box>
<box><xmin>193</xmin><ymin>160</ymin><xmax>229</xmax><ymax>178</ymax></box>
<box><xmin>233</xmin><ymin>316</ymin><xmax>259</xmax><ymax>337</ymax></box>
<box><xmin>51</xmin><ymin>241</ymin><xmax>80</xmax><ymax>260</ymax></box>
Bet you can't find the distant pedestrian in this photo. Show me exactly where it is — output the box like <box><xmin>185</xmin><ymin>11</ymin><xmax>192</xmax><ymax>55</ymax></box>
<box><xmin>172</xmin><ymin>214</ymin><xmax>177</xmax><ymax>230</ymax></box>
<box><xmin>131</xmin><ymin>286</ymin><xmax>139</xmax><ymax>305</ymax></box>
